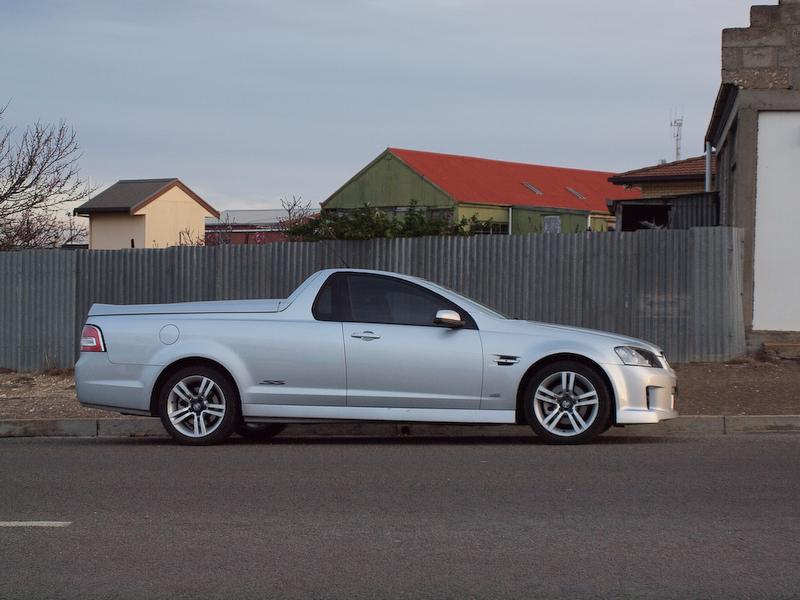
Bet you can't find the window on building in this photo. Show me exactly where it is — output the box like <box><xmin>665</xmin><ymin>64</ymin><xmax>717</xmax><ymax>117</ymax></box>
<box><xmin>429</xmin><ymin>209</ymin><xmax>453</xmax><ymax>222</ymax></box>
<box><xmin>543</xmin><ymin>215</ymin><xmax>562</xmax><ymax>233</ymax></box>
<box><xmin>470</xmin><ymin>222</ymin><xmax>509</xmax><ymax>235</ymax></box>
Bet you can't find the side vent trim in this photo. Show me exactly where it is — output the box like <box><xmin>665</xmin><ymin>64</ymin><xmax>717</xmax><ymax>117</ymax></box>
<box><xmin>493</xmin><ymin>355</ymin><xmax>520</xmax><ymax>366</ymax></box>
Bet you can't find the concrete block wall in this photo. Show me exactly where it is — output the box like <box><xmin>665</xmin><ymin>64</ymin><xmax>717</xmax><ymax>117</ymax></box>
<box><xmin>722</xmin><ymin>0</ymin><xmax>800</xmax><ymax>89</ymax></box>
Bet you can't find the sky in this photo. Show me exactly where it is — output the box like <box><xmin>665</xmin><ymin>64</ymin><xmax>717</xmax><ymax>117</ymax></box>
<box><xmin>2</xmin><ymin>0</ymin><xmax>758</xmax><ymax>210</ymax></box>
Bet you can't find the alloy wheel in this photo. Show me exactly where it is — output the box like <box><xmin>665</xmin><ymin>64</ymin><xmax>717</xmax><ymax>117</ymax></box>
<box><xmin>532</xmin><ymin>370</ymin><xmax>600</xmax><ymax>437</ymax></box>
<box><xmin>166</xmin><ymin>375</ymin><xmax>227</xmax><ymax>438</ymax></box>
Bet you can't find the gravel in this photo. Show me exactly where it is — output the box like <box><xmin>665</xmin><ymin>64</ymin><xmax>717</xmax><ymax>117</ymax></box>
<box><xmin>0</xmin><ymin>371</ymin><xmax>119</xmax><ymax>420</ymax></box>
<box><xmin>673</xmin><ymin>357</ymin><xmax>800</xmax><ymax>415</ymax></box>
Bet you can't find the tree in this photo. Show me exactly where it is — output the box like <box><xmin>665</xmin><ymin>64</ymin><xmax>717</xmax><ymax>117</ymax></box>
<box><xmin>0</xmin><ymin>210</ymin><xmax>86</xmax><ymax>249</ymax></box>
<box><xmin>279</xmin><ymin>195</ymin><xmax>315</xmax><ymax>229</ymax></box>
<box><xmin>0</xmin><ymin>103</ymin><xmax>92</xmax><ymax>250</ymax></box>
<box><xmin>176</xmin><ymin>227</ymin><xmax>206</xmax><ymax>246</ymax></box>
<box><xmin>204</xmin><ymin>212</ymin><xmax>236</xmax><ymax>246</ymax></box>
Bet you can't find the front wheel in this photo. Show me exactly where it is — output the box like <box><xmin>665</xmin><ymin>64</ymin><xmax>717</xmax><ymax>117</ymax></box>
<box><xmin>158</xmin><ymin>366</ymin><xmax>239</xmax><ymax>445</ymax></box>
<box><xmin>523</xmin><ymin>360</ymin><xmax>611</xmax><ymax>444</ymax></box>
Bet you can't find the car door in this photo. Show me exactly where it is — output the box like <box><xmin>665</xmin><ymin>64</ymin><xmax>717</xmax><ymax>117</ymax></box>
<box><xmin>242</xmin><ymin>318</ymin><xmax>346</xmax><ymax>407</ymax></box>
<box><xmin>332</xmin><ymin>273</ymin><xmax>484</xmax><ymax>410</ymax></box>
<box><xmin>245</xmin><ymin>279</ymin><xmax>346</xmax><ymax>407</ymax></box>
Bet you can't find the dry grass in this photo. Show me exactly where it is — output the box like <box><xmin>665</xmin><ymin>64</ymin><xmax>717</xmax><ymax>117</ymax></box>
<box><xmin>0</xmin><ymin>370</ymin><xmax>119</xmax><ymax>419</ymax></box>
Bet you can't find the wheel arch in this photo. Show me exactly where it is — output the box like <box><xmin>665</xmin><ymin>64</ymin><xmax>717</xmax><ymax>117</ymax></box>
<box><xmin>149</xmin><ymin>357</ymin><xmax>241</xmax><ymax>417</ymax></box>
<box><xmin>515</xmin><ymin>353</ymin><xmax>616</xmax><ymax>425</ymax></box>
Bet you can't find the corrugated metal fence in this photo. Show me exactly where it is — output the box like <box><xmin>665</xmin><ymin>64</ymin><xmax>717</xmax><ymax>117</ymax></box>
<box><xmin>0</xmin><ymin>227</ymin><xmax>745</xmax><ymax>370</ymax></box>
<box><xmin>668</xmin><ymin>192</ymin><xmax>720</xmax><ymax>229</ymax></box>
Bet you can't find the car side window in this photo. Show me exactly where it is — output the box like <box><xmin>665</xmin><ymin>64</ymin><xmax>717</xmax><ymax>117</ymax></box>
<box><xmin>312</xmin><ymin>275</ymin><xmax>338</xmax><ymax>321</ymax></box>
<box><xmin>343</xmin><ymin>274</ymin><xmax>470</xmax><ymax>327</ymax></box>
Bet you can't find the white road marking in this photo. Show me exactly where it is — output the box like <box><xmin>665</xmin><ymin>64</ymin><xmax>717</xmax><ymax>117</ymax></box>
<box><xmin>0</xmin><ymin>521</ymin><xmax>71</xmax><ymax>528</ymax></box>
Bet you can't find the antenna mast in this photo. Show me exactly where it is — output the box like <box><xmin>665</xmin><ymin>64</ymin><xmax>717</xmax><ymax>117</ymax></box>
<box><xmin>670</xmin><ymin>112</ymin><xmax>683</xmax><ymax>161</ymax></box>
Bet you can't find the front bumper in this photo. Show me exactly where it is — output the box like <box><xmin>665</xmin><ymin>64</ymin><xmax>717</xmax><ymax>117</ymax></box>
<box><xmin>603</xmin><ymin>362</ymin><xmax>679</xmax><ymax>424</ymax></box>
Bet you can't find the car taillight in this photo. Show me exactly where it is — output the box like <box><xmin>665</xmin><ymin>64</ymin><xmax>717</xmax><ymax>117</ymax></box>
<box><xmin>80</xmin><ymin>325</ymin><xmax>106</xmax><ymax>352</ymax></box>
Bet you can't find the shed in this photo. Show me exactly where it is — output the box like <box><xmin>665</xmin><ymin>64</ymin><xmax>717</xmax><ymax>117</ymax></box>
<box><xmin>74</xmin><ymin>179</ymin><xmax>219</xmax><ymax>249</ymax></box>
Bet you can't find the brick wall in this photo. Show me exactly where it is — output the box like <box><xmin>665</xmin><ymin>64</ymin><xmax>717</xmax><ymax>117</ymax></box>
<box><xmin>638</xmin><ymin>180</ymin><xmax>707</xmax><ymax>199</ymax></box>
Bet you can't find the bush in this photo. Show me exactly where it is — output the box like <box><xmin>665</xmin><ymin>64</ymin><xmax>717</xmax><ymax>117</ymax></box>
<box><xmin>285</xmin><ymin>202</ymin><xmax>488</xmax><ymax>241</ymax></box>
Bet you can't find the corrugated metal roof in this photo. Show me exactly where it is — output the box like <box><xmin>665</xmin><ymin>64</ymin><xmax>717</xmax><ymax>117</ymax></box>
<box><xmin>206</xmin><ymin>209</ymin><xmax>291</xmax><ymax>226</ymax></box>
<box><xmin>387</xmin><ymin>148</ymin><xmax>641</xmax><ymax>213</ymax></box>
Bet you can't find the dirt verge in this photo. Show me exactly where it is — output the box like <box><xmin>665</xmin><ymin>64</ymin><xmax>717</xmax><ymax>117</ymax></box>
<box><xmin>1</xmin><ymin>358</ymin><xmax>799</xmax><ymax>419</ymax></box>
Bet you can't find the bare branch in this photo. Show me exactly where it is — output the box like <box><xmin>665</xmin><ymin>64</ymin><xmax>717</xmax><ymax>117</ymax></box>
<box><xmin>176</xmin><ymin>227</ymin><xmax>206</xmax><ymax>246</ymax></box>
<box><xmin>0</xmin><ymin>210</ymin><xmax>87</xmax><ymax>250</ymax></box>
<box><xmin>204</xmin><ymin>212</ymin><xmax>236</xmax><ymax>246</ymax></box>
<box><xmin>0</xmin><ymin>102</ymin><xmax>94</xmax><ymax>249</ymax></box>
<box><xmin>279</xmin><ymin>195</ymin><xmax>313</xmax><ymax>233</ymax></box>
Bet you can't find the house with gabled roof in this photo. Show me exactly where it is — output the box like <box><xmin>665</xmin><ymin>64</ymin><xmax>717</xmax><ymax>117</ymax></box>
<box><xmin>606</xmin><ymin>155</ymin><xmax>719</xmax><ymax>231</ymax></box>
<box><xmin>609</xmin><ymin>155</ymin><xmax>715</xmax><ymax>199</ymax></box>
<box><xmin>321</xmin><ymin>148</ymin><xmax>641</xmax><ymax>234</ymax></box>
<box><xmin>74</xmin><ymin>178</ymin><xmax>219</xmax><ymax>249</ymax></box>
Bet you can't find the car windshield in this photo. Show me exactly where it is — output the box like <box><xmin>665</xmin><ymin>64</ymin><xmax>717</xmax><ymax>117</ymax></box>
<box><xmin>422</xmin><ymin>281</ymin><xmax>509</xmax><ymax>320</ymax></box>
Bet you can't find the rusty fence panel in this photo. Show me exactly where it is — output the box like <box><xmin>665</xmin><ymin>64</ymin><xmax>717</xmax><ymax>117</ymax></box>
<box><xmin>0</xmin><ymin>227</ymin><xmax>745</xmax><ymax>371</ymax></box>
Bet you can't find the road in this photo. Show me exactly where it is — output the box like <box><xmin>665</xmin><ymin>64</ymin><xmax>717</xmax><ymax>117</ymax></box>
<box><xmin>1</xmin><ymin>433</ymin><xmax>798</xmax><ymax>600</ymax></box>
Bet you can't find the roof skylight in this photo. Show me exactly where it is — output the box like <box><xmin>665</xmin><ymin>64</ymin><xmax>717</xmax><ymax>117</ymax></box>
<box><xmin>522</xmin><ymin>181</ymin><xmax>543</xmax><ymax>195</ymax></box>
<box><xmin>565</xmin><ymin>187</ymin><xmax>586</xmax><ymax>200</ymax></box>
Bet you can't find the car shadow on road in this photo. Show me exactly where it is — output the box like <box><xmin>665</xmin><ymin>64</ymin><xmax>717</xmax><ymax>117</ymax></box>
<box><xmin>265</xmin><ymin>434</ymin><xmax>687</xmax><ymax>446</ymax></box>
<box><xmin>54</xmin><ymin>433</ymin><xmax>692</xmax><ymax>447</ymax></box>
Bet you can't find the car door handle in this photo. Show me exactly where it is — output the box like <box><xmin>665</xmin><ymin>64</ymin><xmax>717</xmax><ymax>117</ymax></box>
<box><xmin>351</xmin><ymin>331</ymin><xmax>381</xmax><ymax>340</ymax></box>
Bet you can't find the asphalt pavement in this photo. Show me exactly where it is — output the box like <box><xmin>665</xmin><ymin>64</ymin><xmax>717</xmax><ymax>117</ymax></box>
<box><xmin>1</xmin><ymin>434</ymin><xmax>799</xmax><ymax>600</ymax></box>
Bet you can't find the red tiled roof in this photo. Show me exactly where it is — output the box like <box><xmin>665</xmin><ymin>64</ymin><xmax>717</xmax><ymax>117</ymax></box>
<box><xmin>609</xmin><ymin>155</ymin><xmax>715</xmax><ymax>184</ymax></box>
<box><xmin>387</xmin><ymin>148</ymin><xmax>640</xmax><ymax>214</ymax></box>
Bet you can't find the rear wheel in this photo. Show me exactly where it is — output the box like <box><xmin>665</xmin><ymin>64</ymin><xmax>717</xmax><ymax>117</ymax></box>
<box><xmin>523</xmin><ymin>360</ymin><xmax>611</xmax><ymax>444</ymax></box>
<box><xmin>235</xmin><ymin>422</ymin><xmax>286</xmax><ymax>441</ymax></box>
<box><xmin>157</xmin><ymin>365</ymin><xmax>239</xmax><ymax>445</ymax></box>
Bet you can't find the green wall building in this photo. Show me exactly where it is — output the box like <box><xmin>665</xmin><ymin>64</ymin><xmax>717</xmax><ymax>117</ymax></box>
<box><xmin>322</xmin><ymin>148</ymin><xmax>641</xmax><ymax>234</ymax></box>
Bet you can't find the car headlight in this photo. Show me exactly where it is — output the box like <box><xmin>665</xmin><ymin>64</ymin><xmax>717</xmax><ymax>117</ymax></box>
<box><xmin>615</xmin><ymin>346</ymin><xmax>661</xmax><ymax>368</ymax></box>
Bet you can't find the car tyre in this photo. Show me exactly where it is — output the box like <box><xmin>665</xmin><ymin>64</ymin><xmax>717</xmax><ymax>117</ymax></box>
<box><xmin>235</xmin><ymin>422</ymin><xmax>287</xmax><ymax>441</ymax></box>
<box><xmin>157</xmin><ymin>365</ymin><xmax>239</xmax><ymax>446</ymax></box>
<box><xmin>523</xmin><ymin>360</ymin><xmax>611</xmax><ymax>444</ymax></box>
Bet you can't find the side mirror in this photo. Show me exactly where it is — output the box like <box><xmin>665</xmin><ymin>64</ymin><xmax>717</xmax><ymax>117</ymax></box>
<box><xmin>434</xmin><ymin>309</ymin><xmax>464</xmax><ymax>328</ymax></box>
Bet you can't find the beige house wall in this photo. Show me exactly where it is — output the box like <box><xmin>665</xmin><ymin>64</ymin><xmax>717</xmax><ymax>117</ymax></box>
<box><xmin>134</xmin><ymin>186</ymin><xmax>214</xmax><ymax>247</ymax></box>
<box><xmin>87</xmin><ymin>186</ymin><xmax>215</xmax><ymax>249</ymax></box>
<box><xmin>89</xmin><ymin>213</ymin><xmax>146</xmax><ymax>250</ymax></box>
